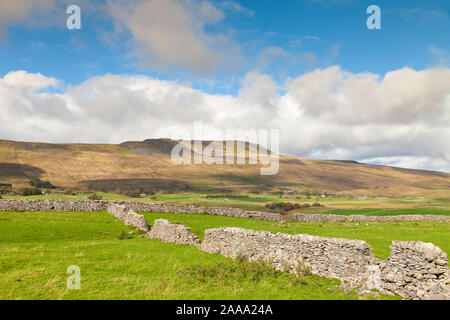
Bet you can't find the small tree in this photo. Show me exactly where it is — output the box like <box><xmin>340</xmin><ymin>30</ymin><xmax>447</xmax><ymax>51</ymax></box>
<box><xmin>29</xmin><ymin>176</ymin><xmax>40</xmax><ymax>187</ymax></box>
<box><xmin>28</xmin><ymin>176</ymin><xmax>55</xmax><ymax>189</ymax></box>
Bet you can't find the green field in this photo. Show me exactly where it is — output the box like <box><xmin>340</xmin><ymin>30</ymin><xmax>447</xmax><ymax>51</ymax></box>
<box><xmin>1</xmin><ymin>211</ymin><xmax>449</xmax><ymax>300</ymax></box>
<box><xmin>0</xmin><ymin>211</ymin><xmax>377</xmax><ymax>300</ymax></box>
<box><xmin>140</xmin><ymin>213</ymin><xmax>450</xmax><ymax>260</ymax></box>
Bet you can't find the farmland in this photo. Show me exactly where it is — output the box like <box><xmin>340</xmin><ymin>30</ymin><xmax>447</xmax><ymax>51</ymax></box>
<box><xmin>6</xmin><ymin>210</ymin><xmax>447</xmax><ymax>299</ymax></box>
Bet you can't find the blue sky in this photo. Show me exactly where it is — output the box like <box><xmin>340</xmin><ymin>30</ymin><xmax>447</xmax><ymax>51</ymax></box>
<box><xmin>1</xmin><ymin>0</ymin><xmax>449</xmax><ymax>93</ymax></box>
<box><xmin>0</xmin><ymin>0</ymin><xmax>449</xmax><ymax>172</ymax></box>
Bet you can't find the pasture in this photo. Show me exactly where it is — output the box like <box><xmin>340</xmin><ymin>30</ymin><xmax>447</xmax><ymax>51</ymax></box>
<box><xmin>1</xmin><ymin>210</ymin><xmax>449</xmax><ymax>299</ymax></box>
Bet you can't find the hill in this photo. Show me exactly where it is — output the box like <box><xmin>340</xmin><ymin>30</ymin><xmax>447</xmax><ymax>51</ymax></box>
<box><xmin>0</xmin><ymin>139</ymin><xmax>449</xmax><ymax>197</ymax></box>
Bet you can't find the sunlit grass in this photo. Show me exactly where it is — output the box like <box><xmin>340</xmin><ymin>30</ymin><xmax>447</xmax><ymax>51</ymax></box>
<box><xmin>0</xmin><ymin>211</ymin><xmax>403</xmax><ymax>300</ymax></box>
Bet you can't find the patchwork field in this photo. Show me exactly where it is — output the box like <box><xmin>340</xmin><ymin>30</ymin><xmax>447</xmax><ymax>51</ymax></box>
<box><xmin>1</xmin><ymin>210</ymin><xmax>449</xmax><ymax>300</ymax></box>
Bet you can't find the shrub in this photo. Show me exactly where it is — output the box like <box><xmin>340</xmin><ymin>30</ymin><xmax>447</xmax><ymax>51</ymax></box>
<box><xmin>88</xmin><ymin>194</ymin><xmax>100</xmax><ymax>200</ymax></box>
<box><xmin>64</xmin><ymin>190</ymin><xmax>76</xmax><ymax>195</ymax></box>
<box><xmin>123</xmin><ymin>189</ymin><xmax>141</xmax><ymax>198</ymax></box>
<box><xmin>19</xmin><ymin>188</ymin><xmax>42</xmax><ymax>196</ymax></box>
<box><xmin>265</xmin><ymin>202</ymin><xmax>301</xmax><ymax>213</ymax></box>
<box><xmin>28</xmin><ymin>176</ymin><xmax>55</xmax><ymax>189</ymax></box>
<box><xmin>117</xmin><ymin>230</ymin><xmax>131</xmax><ymax>240</ymax></box>
<box><xmin>0</xmin><ymin>186</ymin><xmax>12</xmax><ymax>195</ymax></box>
<box><xmin>302</xmin><ymin>203</ymin><xmax>311</xmax><ymax>208</ymax></box>
<box><xmin>0</xmin><ymin>183</ymin><xmax>12</xmax><ymax>187</ymax></box>
<box><xmin>312</xmin><ymin>202</ymin><xmax>322</xmax><ymax>207</ymax></box>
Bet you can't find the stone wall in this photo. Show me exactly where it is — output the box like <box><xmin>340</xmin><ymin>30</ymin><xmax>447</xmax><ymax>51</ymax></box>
<box><xmin>1</xmin><ymin>199</ymin><xmax>448</xmax><ymax>223</ymax></box>
<box><xmin>0</xmin><ymin>199</ymin><xmax>105</xmax><ymax>212</ymax></box>
<box><xmin>106</xmin><ymin>203</ymin><xmax>150</xmax><ymax>232</ymax></box>
<box><xmin>200</xmin><ymin>227</ymin><xmax>449</xmax><ymax>300</ymax></box>
<box><xmin>201</xmin><ymin>227</ymin><xmax>379</xmax><ymax>284</ymax></box>
<box><xmin>292</xmin><ymin>213</ymin><xmax>450</xmax><ymax>222</ymax></box>
<box><xmin>378</xmin><ymin>241</ymin><xmax>449</xmax><ymax>300</ymax></box>
<box><xmin>144</xmin><ymin>219</ymin><xmax>201</xmax><ymax>246</ymax></box>
<box><xmin>0</xmin><ymin>199</ymin><xmax>283</xmax><ymax>222</ymax></box>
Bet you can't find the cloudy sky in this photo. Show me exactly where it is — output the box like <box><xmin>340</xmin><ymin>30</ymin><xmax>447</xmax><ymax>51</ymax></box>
<box><xmin>0</xmin><ymin>0</ymin><xmax>449</xmax><ymax>172</ymax></box>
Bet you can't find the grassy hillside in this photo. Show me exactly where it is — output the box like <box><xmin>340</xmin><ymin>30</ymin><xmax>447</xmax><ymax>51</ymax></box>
<box><xmin>0</xmin><ymin>139</ymin><xmax>449</xmax><ymax>197</ymax></box>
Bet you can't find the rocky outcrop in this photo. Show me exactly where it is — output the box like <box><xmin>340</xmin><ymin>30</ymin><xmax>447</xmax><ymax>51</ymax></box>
<box><xmin>106</xmin><ymin>203</ymin><xmax>149</xmax><ymax>232</ymax></box>
<box><xmin>144</xmin><ymin>219</ymin><xmax>201</xmax><ymax>246</ymax></box>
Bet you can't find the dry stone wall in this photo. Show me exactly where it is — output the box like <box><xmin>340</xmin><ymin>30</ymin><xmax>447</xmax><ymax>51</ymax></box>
<box><xmin>292</xmin><ymin>213</ymin><xmax>450</xmax><ymax>222</ymax></box>
<box><xmin>1</xmin><ymin>199</ymin><xmax>448</xmax><ymax>222</ymax></box>
<box><xmin>0</xmin><ymin>199</ymin><xmax>283</xmax><ymax>222</ymax></box>
<box><xmin>378</xmin><ymin>241</ymin><xmax>449</xmax><ymax>300</ymax></box>
<box><xmin>106</xmin><ymin>203</ymin><xmax>149</xmax><ymax>232</ymax></box>
<box><xmin>144</xmin><ymin>219</ymin><xmax>201</xmax><ymax>246</ymax></box>
<box><xmin>201</xmin><ymin>227</ymin><xmax>379</xmax><ymax>284</ymax></box>
<box><xmin>200</xmin><ymin>227</ymin><xmax>449</xmax><ymax>300</ymax></box>
<box><xmin>0</xmin><ymin>199</ymin><xmax>105</xmax><ymax>211</ymax></box>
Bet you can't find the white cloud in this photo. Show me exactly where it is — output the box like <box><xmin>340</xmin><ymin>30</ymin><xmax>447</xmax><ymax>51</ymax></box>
<box><xmin>429</xmin><ymin>45</ymin><xmax>450</xmax><ymax>67</ymax></box>
<box><xmin>0</xmin><ymin>0</ymin><xmax>83</xmax><ymax>40</ymax></box>
<box><xmin>0</xmin><ymin>0</ymin><xmax>242</xmax><ymax>74</ymax></box>
<box><xmin>0</xmin><ymin>0</ymin><xmax>53</xmax><ymax>39</ymax></box>
<box><xmin>107</xmin><ymin>0</ymin><xmax>242</xmax><ymax>75</ymax></box>
<box><xmin>1</xmin><ymin>67</ymin><xmax>449</xmax><ymax>172</ymax></box>
<box><xmin>2</xmin><ymin>70</ymin><xmax>59</xmax><ymax>89</ymax></box>
<box><xmin>218</xmin><ymin>1</ymin><xmax>255</xmax><ymax>17</ymax></box>
<box><xmin>402</xmin><ymin>8</ymin><xmax>448</xmax><ymax>23</ymax></box>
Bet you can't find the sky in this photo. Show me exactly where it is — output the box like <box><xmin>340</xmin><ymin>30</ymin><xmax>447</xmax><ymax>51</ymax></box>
<box><xmin>0</xmin><ymin>0</ymin><xmax>449</xmax><ymax>172</ymax></box>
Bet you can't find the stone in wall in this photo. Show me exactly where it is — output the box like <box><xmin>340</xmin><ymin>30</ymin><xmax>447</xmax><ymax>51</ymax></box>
<box><xmin>144</xmin><ymin>219</ymin><xmax>201</xmax><ymax>246</ymax></box>
<box><xmin>106</xmin><ymin>203</ymin><xmax>149</xmax><ymax>232</ymax></box>
<box><xmin>378</xmin><ymin>241</ymin><xmax>449</xmax><ymax>300</ymax></box>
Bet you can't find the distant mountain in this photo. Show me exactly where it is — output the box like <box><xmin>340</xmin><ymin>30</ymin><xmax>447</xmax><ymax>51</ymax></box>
<box><xmin>0</xmin><ymin>138</ymin><xmax>449</xmax><ymax>196</ymax></box>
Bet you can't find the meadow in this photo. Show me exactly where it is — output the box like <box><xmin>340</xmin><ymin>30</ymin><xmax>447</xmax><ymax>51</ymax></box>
<box><xmin>1</xmin><ymin>210</ymin><xmax>448</xmax><ymax>300</ymax></box>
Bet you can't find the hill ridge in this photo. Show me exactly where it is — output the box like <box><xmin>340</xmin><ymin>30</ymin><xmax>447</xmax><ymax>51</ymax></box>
<box><xmin>0</xmin><ymin>138</ymin><xmax>448</xmax><ymax>196</ymax></box>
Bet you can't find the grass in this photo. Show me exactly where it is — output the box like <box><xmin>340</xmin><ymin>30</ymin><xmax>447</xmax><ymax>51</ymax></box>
<box><xmin>141</xmin><ymin>212</ymin><xmax>450</xmax><ymax>260</ymax></box>
<box><xmin>0</xmin><ymin>211</ymin><xmax>402</xmax><ymax>300</ymax></box>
